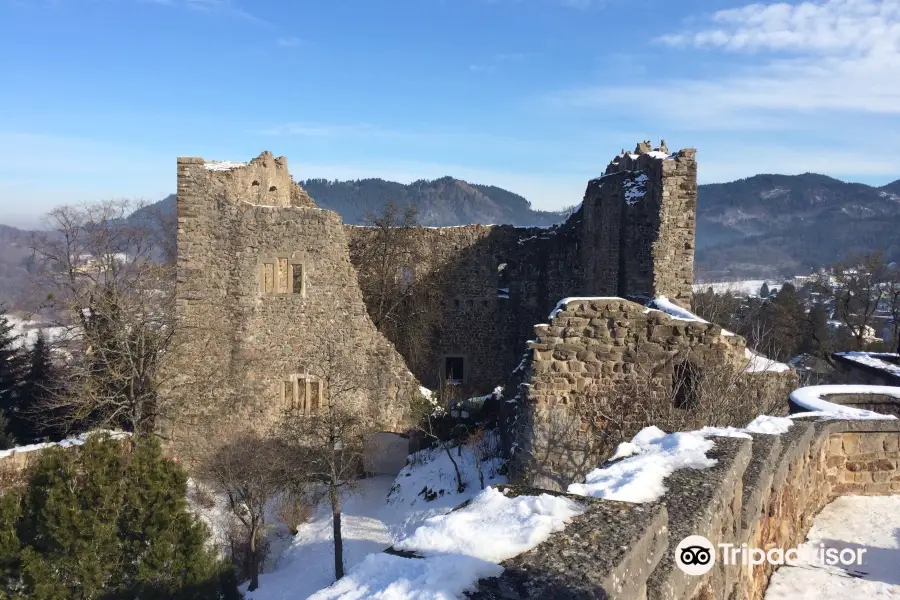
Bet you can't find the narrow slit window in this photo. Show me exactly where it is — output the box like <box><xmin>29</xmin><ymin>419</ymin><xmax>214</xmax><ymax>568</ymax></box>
<box><xmin>292</xmin><ymin>263</ymin><xmax>304</xmax><ymax>295</ymax></box>
<box><xmin>263</xmin><ymin>263</ymin><xmax>275</xmax><ymax>294</ymax></box>
<box><xmin>297</xmin><ymin>379</ymin><xmax>307</xmax><ymax>413</ymax></box>
<box><xmin>309</xmin><ymin>381</ymin><xmax>321</xmax><ymax>413</ymax></box>
<box><xmin>282</xmin><ymin>380</ymin><xmax>293</xmax><ymax>407</ymax></box>
<box><xmin>277</xmin><ymin>258</ymin><xmax>289</xmax><ymax>293</ymax></box>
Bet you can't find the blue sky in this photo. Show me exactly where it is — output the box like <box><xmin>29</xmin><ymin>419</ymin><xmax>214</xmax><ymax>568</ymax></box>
<box><xmin>1</xmin><ymin>0</ymin><xmax>899</xmax><ymax>227</ymax></box>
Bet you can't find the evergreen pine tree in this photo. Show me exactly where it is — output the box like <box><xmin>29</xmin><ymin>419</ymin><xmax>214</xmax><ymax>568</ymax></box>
<box><xmin>116</xmin><ymin>437</ymin><xmax>241</xmax><ymax>599</ymax></box>
<box><xmin>7</xmin><ymin>434</ymin><xmax>242</xmax><ymax>599</ymax></box>
<box><xmin>11</xmin><ymin>331</ymin><xmax>55</xmax><ymax>445</ymax></box>
<box><xmin>19</xmin><ymin>435</ymin><xmax>124</xmax><ymax>599</ymax></box>
<box><xmin>0</xmin><ymin>313</ymin><xmax>27</xmax><ymax>444</ymax></box>
<box><xmin>759</xmin><ymin>282</ymin><xmax>770</xmax><ymax>298</ymax></box>
<box><xmin>800</xmin><ymin>305</ymin><xmax>832</xmax><ymax>357</ymax></box>
<box><xmin>0</xmin><ymin>412</ymin><xmax>15</xmax><ymax>450</ymax></box>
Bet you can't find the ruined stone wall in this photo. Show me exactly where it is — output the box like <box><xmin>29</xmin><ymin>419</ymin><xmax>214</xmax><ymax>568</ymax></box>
<box><xmin>580</xmin><ymin>145</ymin><xmax>697</xmax><ymax>307</ymax></box>
<box><xmin>160</xmin><ymin>152</ymin><xmax>420</xmax><ymax>458</ymax></box>
<box><xmin>345</xmin><ymin>142</ymin><xmax>699</xmax><ymax>396</ymax></box>
<box><xmin>515</xmin><ymin>297</ymin><xmax>797</xmax><ymax>490</ymax></box>
<box><xmin>470</xmin><ymin>418</ymin><xmax>900</xmax><ymax>600</ymax></box>
<box><xmin>345</xmin><ymin>221</ymin><xmax>582</xmax><ymax>393</ymax></box>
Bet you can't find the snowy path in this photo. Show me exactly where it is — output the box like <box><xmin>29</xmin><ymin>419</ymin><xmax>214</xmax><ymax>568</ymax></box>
<box><xmin>245</xmin><ymin>476</ymin><xmax>397</xmax><ymax>600</ymax></box>
<box><xmin>765</xmin><ymin>496</ymin><xmax>900</xmax><ymax>599</ymax></box>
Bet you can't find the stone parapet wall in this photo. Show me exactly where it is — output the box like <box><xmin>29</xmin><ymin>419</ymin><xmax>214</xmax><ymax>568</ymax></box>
<box><xmin>470</xmin><ymin>418</ymin><xmax>900</xmax><ymax>600</ymax></box>
<box><xmin>514</xmin><ymin>297</ymin><xmax>796</xmax><ymax>490</ymax></box>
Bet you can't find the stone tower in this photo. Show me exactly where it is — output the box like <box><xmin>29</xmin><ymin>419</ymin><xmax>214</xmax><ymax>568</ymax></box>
<box><xmin>579</xmin><ymin>142</ymin><xmax>697</xmax><ymax>307</ymax></box>
<box><xmin>160</xmin><ymin>152</ymin><xmax>419</xmax><ymax>457</ymax></box>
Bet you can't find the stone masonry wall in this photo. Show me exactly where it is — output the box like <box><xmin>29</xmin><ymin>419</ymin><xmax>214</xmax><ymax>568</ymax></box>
<box><xmin>469</xmin><ymin>417</ymin><xmax>900</xmax><ymax>600</ymax></box>
<box><xmin>515</xmin><ymin>298</ymin><xmax>797</xmax><ymax>490</ymax></box>
<box><xmin>345</xmin><ymin>141</ymin><xmax>698</xmax><ymax>396</ymax></box>
<box><xmin>160</xmin><ymin>152</ymin><xmax>420</xmax><ymax>459</ymax></box>
<box><xmin>580</xmin><ymin>144</ymin><xmax>697</xmax><ymax>307</ymax></box>
<box><xmin>345</xmin><ymin>221</ymin><xmax>582</xmax><ymax>393</ymax></box>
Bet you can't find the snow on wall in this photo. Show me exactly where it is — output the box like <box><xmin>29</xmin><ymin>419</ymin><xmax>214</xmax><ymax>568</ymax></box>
<box><xmin>790</xmin><ymin>385</ymin><xmax>900</xmax><ymax>420</ymax></box>
<box><xmin>203</xmin><ymin>160</ymin><xmax>247</xmax><ymax>171</ymax></box>
<box><xmin>0</xmin><ymin>430</ymin><xmax>129</xmax><ymax>460</ymax></box>
<box><xmin>834</xmin><ymin>352</ymin><xmax>900</xmax><ymax>378</ymax></box>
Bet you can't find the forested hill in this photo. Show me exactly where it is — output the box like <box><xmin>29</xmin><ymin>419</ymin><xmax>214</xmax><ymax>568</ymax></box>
<box><xmin>300</xmin><ymin>176</ymin><xmax>567</xmax><ymax>226</ymax></box>
<box><xmin>694</xmin><ymin>173</ymin><xmax>900</xmax><ymax>279</ymax></box>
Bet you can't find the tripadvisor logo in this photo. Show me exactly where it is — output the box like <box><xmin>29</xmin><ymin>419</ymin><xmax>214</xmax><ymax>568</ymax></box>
<box><xmin>675</xmin><ymin>536</ymin><xmax>716</xmax><ymax>576</ymax></box>
<box><xmin>674</xmin><ymin>535</ymin><xmax>869</xmax><ymax>576</ymax></box>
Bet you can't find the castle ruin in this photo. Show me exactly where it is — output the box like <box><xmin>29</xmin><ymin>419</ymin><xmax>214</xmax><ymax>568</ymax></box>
<box><xmin>162</xmin><ymin>142</ymin><xmax>795</xmax><ymax>487</ymax></box>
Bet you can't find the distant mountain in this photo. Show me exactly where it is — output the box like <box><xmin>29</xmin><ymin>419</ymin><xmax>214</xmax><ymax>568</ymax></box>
<box><xmin>2</xmin><ymin>172</ymin><xmax>899</xmax><ymax>307</ymax></box>
<box><xmin>694</xmin><ymin>173</ymin><xmax>900</xmax><ymax>279</ymax></box>
<box><xmin>0</xmin><ymin>225</ymin><xmax>35</xmax><ymax>307</ymax></box>
<box><xmin>297</xmin><ymin>177</ymin><xmax>566</xmax><ymax>226</ymax></box>
<box><xmin>881</xmin><ymin>178</ymin><xmax>900</xmax><ymax>195</ymax></box>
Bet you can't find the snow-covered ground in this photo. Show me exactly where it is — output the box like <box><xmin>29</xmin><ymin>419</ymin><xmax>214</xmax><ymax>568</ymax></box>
<box><xmin>765</xmin><ymin>496</ymin><xmax>900</xmax><ymax>599</ymax></box>
<box><xmin>692</xmin><ymin>280</ymin><xmax>776</xmax><ymax>297</ymax></box>
<box><xmin>2</xmin><ymin>314</ymin><xmax>68</xmax><ymax>349</ymax></box>
<box><xmin>240</xmin><ymin>437</ymin><xmax>512</xmax><ymax>599</ymax></box>
<box><xmin>0</xmin><ymin>429</ymin><xmax>129</xmax><ymax>460</ymax></box>
<box><xmin>311</xmin><ymin>488</ymin><xmax>583</xmax><ymax>600</ymax></box>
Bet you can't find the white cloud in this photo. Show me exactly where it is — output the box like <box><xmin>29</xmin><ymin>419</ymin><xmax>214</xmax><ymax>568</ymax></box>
<box><xmin>551</xmin><ymin>0</ymin><xmax>900</xmax><ymax>127</ymax></box>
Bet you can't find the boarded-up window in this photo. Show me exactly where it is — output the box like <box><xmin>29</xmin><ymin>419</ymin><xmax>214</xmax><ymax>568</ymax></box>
<box><xmin>309</xmin><ymin>381</ymin><xmax>321</xmax><ymax>413</ymax></box>
<box><xmin>263</xmin><ymin>263</ymin><xmax>275</xmax><ymax>294</ymax></box>
<box><xmin>292</xmin><ymin>263</ymin><xmax>304</xmax><ymax>295</ymax></box>
<box><xmin>277</xmin><ymin>258</ymin><xmax>289</xmax><ymax>293</ymax></box>
<box><xmin>297</xmin><ymin>379</ymin><xmax>307</xmax><ymax>413</ymax></box>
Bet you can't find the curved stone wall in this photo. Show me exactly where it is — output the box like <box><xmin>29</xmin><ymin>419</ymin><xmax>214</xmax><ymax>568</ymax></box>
<box><xmin>472</xmin><ymin>394</ymin><xmax>900</xmax><ymax>599</ymax></box>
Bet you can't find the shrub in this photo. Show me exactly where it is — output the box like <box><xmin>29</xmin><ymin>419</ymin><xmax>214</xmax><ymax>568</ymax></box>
<box><xmin>0</xmin><ymin>433</ymin><xmax>242</xmax><ymax>599</ymax></box>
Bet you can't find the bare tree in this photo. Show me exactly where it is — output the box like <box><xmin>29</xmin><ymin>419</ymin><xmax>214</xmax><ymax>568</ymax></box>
<box><xmin>351</xmin><ymin>201</ymin><xmax>422</xmax><ymax>329</ymax></box>
<box><xmin>886</xmin><ymin>266</ymin><xmax>900</xmax><ymax>353</ymax></box>
<box><xmin>407</xmin><ymin>381</ymin><xmax>466</xmax><ymax>494</ymax></box>
<box><xmin>277</xmin><ymin>338</ymin><xmax>374</xmax><ymax>581</ymax></box>
<box><xmin>27</xmin><ymin>199</ymin><xmax>177</xmax><ymax>436</ymax></box>
<box><xmin>196</xmin><ymin>432</ymin><xmax>293</xmax><ymax>591</ymax></box>
<box><xmin>825</xmin><ymin>251</ymin><xmax>890</xmax><ymax>350</ymax></box>
<box><xmin>349</xmin><ymin>201</ymin><xmax>442</xmax><ymax>375</ymax></box>
<box><xmin>576</xmin><ymin>346</ymin><xmax>791</xmax><ymax>463</ymax></box>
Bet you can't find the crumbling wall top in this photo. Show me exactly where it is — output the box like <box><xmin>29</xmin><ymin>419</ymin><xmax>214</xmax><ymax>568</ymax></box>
<box><xmin>178</xmin><ymin>151</ymin><xmax>316</xmax><ymax>208</ymax></box>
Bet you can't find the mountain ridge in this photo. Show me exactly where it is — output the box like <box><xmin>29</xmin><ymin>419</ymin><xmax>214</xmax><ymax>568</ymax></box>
<box><xmin>1</xmin><ymin>171</ymin><xmax>898</xmax><ymax>306</ymax></box>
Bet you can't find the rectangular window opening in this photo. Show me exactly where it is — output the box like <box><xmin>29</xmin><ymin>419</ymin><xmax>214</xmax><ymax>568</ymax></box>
<box><xmin>282</xmin><ymin>380</ymin><xmax>293</xmax><ymax>407</ymax></box>
<box><xmin>296</xmin><ymin>379</ymin><xmax>306</xmax><ymax>414</ymax></box>
<box><xmin>445</xmin><ymin>356</ymin><xmax>465</xmax><ymax>385</ymax></box>
<box><xmin>309</xmin><ymin>380</ymin><xmax>321</xmax><ymax>413</ymax></box>
<box><xmin>292</xmin><ymin>263</ymin><xmax>304</xmax><ymax>295</ymax></box>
